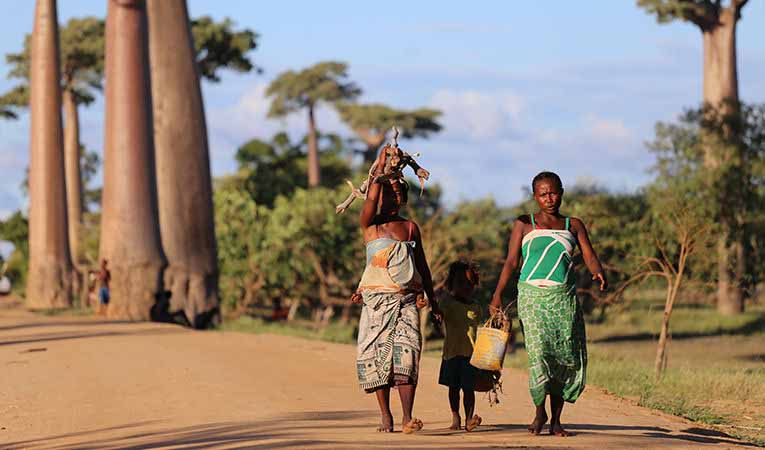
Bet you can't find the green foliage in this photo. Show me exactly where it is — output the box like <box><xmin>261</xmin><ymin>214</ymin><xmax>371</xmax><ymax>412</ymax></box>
<box><xmin>0</xmin><ymin>15</ymin><xmax>258</xmax><ymax>117</ymax></box>
<box><xmin>232</xmin><ymin>132</ymin><xmax>352</xmax><ymax>206</ymax></box>
<box><xmin>647</xmin><ymin>103</ymin><xmax>765</xmax><ymax>291</ymax></box>
<box><xmin>191</xmin><ymin>16</ymin><xmax>260</xmax><ymax>82</ymax></box>
<box><xmin>1</xmin><ymin>16</ymin><xmax>105</xmax><ymax>114</ymax></box>
<box><xmin>266</xmin><ymin>61</ymin><xmax>361</xmax><ymax>117</ymax></box>
<box><xmin>214</xmin><ymin>181</ymin><xmax>364</xmax><ymax>314</ymax></box>
<box><xmin>636</xmin><ymin>0</ymin><xmax>720</xmax><ymax>25</ymax></box>
<box><xmin>0</xmin><ymin>211</ymin><xmax>29</xmax><ymax>294</ymax></box>
<box><xmin>336</xmin><ymin>102</ymin><xmax>442</xmax><ymax>144</ymax></box>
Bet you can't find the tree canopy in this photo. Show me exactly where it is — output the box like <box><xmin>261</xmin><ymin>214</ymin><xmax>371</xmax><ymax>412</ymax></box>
<box><xmin>191</xmin><ymin>15</ymin><xmax>260</xmax><ymax>82</ymax></box>
<box><xmin>266</xmin><ymin>61</ymin><xmax>361</xmax><ymax>118</ymax></box>
<box><xmin>637</xmin><ymin>0</ymin><xmax>750</xmax><ymax>28</ymax></box>
<box><xmin>336</xmin><ymin>102</ymin><xmax>442</xmax><ymax>162</ymax></box>
<box><xmin>0</xmin><ymin>15</ymin><xmax>259</xmax><ymax>116</ymax></box>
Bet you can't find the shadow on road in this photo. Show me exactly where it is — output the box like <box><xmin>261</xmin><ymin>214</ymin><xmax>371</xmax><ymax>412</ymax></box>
<box><xmin>1</xmin><ymin>411</ymin><xmax>755</xmax><ymax>450</ymax></box>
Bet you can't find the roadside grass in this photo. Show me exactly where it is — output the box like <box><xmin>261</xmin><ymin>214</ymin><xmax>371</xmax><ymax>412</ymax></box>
<box><xmin>586</xmin><ymin>304</ymin><xmax>765</xmax><ymax>341</ymax></box>
<box><xmin>220</xmin><ymin>315</ymin><xmax>357</xmax><ymax>344</ymax></box>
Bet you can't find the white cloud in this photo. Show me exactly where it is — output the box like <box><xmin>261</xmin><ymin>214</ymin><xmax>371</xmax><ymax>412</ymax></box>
<box><xmin>429</xmin><ymin>89</ymin><xmax>524</xmax><ymax>141</ymax></box>
<box><xmin>583</xmin><ymin>115</ymin><xmax>633</xmax><ymax>143</ymax></box>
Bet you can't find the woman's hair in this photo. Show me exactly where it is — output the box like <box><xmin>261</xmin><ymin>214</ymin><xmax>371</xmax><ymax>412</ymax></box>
<box><xmin>446</xmin><ymin>260</ymin><xmax>480</xmax><ymax>290</ymax></box>
<box><xmin>531</xmin><ymin>171</ymin><xmax>563</xmax><ymax>193</ymax></box>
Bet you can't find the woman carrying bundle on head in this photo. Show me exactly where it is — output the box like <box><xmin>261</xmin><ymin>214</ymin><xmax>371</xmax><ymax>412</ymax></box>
<box><xmin>490</xmin><ymin>171</ymin><xmax>608</xmax><ymax>437</ymax></box>
<box><xmin>351</xmin><ymin>147</ymin><xmax>435</xmax><ymax>434</ymax></box>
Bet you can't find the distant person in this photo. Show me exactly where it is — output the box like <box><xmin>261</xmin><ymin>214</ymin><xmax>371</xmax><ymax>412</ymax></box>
<box><xmin>351</xmin><ymin>147</ymin><xmax>435</xmax><ymax>434</ymax></box>
<box><xmin>97</xmin><ymin>259</ymin><xmax>111</xmax><ymax>315</ymax></box>
<box><xmin>491</xmin><ymin>171</ymin><xmax>607</xmax><ymax>437</ymax></box>
<box><xmin>435</xmin><ymin>260</ymin><xmax>484</xmax><ymax>432</ymax></box>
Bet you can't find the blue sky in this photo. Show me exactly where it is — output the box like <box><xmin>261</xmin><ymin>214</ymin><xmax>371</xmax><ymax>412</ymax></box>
<box><xmin>1</xmin><ymin>0</ymin><xmax>764</xmax><ymax>218</ymax></box>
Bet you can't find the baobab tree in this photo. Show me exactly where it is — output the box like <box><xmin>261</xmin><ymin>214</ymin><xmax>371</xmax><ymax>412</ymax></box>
<box><xmin>638</xmin><ymin>0</ymin><xmax>752</xmax><ymax>314</ymax></box>
<box><xmin>2</xmin><ymin>18</ymin><xmax>104</xmax><ymax>268</ymax></box>
<box><xmin>99</xmin><ymin>0</ymin><xmax>164</xmax><ymax>320</ymax></box>
<box><xmin>147</xmin><ymin>0</ymin><xmax>220</xmax><ymax>328</ymax></box>
<box><xmin>26</xmin><ymin>0</ymin><xmax>74</xmax><ymax>309</ymax></box>
<box><xmin>336</xmin><ymin>103</ymin><xmax>442</xmax><ymax>165</ymax></box>
<box><xmin>266</xmin><ymin>62</ymin><xmax>361</xmax><ymax>187</ymax></box>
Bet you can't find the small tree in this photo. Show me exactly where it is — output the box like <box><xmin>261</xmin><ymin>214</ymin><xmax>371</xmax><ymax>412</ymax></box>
<box><xmin>266</xmin><ymin>62</ymin><xmax>361</xmax><ymax>187</ymax></box>
<box><xmin>632</xmin><ymin>205</ymin><xmax>711</xmax><ymax>378</ymax></box>
<box><xmin>336</xmin><ymin>103</ymin><xmax>442</xmax><ymax>164</ymax></box>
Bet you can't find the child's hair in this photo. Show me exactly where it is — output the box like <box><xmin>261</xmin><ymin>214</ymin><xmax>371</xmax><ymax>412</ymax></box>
<box><xmin>446</xmin><ymin>260</ymin><xmax>480</xmax><ymax>290</ymax></box>
<box><xmin>531</xmin><ymin>171</ymin><xmax>563</xmax><ymax>193</ymax></box>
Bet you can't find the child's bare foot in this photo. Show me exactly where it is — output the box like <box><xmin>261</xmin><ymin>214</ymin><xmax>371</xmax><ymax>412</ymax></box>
<box><xmin>527</xmin><ymin>412</ymin><xmax>548</xmax><ymax>435</ymax></box>
<box><xmin>449</xmin><ymin>413</ymin><xmax>461</xmax><ymax>430</ymax></box>
<box><xmin>550</xmin><ymin>421</ymin><xmax>570</xmax><ymax>437</ymax></box>
<box><xmin>465</xmin><ymin>414</ymin><xmax>482</xmax><ymax>432</ymax></box>
<box><xmin>402</xmin><ymin>418</ymin><xmax>423</xmax><ymax>434</ymax></box>
<box><xmin>377</xmin><ymin>413</ymin><xmax>394</xmax><ymax>432</ymax></box>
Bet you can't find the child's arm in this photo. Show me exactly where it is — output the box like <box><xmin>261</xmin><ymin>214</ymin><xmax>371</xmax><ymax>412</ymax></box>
<box><xmin>570</xmin><ymin>217</ymin><xmax>608</xmax><ymax>291</ymax></box>
<box><xmin>490</xmin><ymin>217</ymin><xmax>526</xmax><ymax>313</ymax></box>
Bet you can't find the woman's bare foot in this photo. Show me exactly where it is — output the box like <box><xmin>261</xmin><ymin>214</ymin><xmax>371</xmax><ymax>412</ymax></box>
<box><xmin>465</xmin><ymin>414</ymin><xmax>482</xmax><ymax>432</ymax></box>
<box><xmin>377</xmin><ymin>413</ymin><xmax>394</xmax><ymax>432</ymax></box>
<box><xmin>449</xmin><ymin>413</ymin><xmax>461</xmax><ymax>430</ymax></box>
<box><xmin>527</xmin><ymin>412</ymin><xmax>548</xmax><ymax>435</ymax></box>
<box><xmin>550</xmin><ymin>421</ymin><xmax>570</xmax><ymax>437</ymax></box>
<box><xmin>402</xmin><ymin>418</ymin><xmax>423</xmax><ymax>434</ymax></box>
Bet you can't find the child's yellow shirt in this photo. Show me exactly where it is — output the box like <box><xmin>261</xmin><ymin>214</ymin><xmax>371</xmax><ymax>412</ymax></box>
<box><xmin>440</xmin><ymin>292</ymin><xmax>482</xmax><ymax>360</ymax></box>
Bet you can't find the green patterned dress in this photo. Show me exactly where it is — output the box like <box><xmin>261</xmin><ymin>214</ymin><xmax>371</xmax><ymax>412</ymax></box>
<box><xmin>517</xmin><ymin>215</ymin><xmax>587</xmax><ymax>405</ymax></box>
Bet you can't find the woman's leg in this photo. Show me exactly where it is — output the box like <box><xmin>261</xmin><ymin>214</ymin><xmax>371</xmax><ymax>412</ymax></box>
<box><xmin>528</xmin><ymin>396</ymin><xmax>548</xmax><ymax>435</ymax></box>
<box><xmin>550</xmin><ymin>394</ymin><xmax>570</xmax><ymax>436</ymax></box>
<box><xmin>398</xmin><ymin>384</ymin><xmax>416</xmax><ymax>425</ymax></box>
<box><xmin>448</xmin><ymin>387</ymin><xmax>461</xmax><ymax>429</ymax></box>
<box><xmin>374</xmin><ymin>387</ymin><xmax>394</xmax><ymax>432</ymax></box>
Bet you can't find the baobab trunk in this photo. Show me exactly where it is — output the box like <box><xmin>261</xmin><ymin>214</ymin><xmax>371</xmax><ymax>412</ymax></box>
<box><xmin>62</xmin><ymin>88</ymin><xmax>83</xmax><ymax>265</ymax></box>
<box><xmin>701</xmin><ymin>9</ymin><xmax>744</xmax><ymax>315</ymax></box>
<box><xmin>100</xmin><ymin>0</ymin><xmax>164</xmax><ymax>320</ymax></box>
<box><xmin>146</xmin><ymin>0</ymin><xmax>220</xmax><ymax>328</ymax></box>
<box><xmin>26</xmin><ymin>0</ymin><xmax>74</xmax><ymax>309</ymax></box>
<box><xmin>306</xmin><ymin>105</ymin><xmax>320</xmax><ymax>187</ymax></box>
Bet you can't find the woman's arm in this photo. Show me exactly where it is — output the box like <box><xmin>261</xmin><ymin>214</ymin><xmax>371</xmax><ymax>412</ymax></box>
<box><xmin>359</xmin><ymin>151</ymin><xmax>386</xmax><ymax>229</ymax></box>
<box><xmin>571</xmin><ymin>217</ymin><xmax>608</xmax><ymax>291</ymax></box>
<box><xmin>490</xmin><ymin>218</ymin><xmax>526</xmax><ymax>313</ymax></box>
<box><xmin>411</xmin><ymin>222</ymin><xmax>436</xmax><ymax>306</ymax></box>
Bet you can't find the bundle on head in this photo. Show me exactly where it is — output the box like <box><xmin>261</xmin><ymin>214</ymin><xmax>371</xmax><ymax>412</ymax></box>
<box><xmin>335</xmin><ymin>127</ymin><xmax>430</xmax><ymax>214</ymax></box>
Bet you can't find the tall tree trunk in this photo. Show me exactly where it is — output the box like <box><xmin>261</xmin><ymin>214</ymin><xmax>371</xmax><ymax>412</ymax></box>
<box><xmin>26</xmin><ymin>0</ymin><xmax>74</xmax><ymax>309</ymax></box>
<box><xmin>702</xmin><ymin>9</ymin><xmax>745</xmax><ymax>315</ymax></box>
<box><xmin>62</xmin><ymin>88</ymin><xmax>83</xmax><ymax>265</ymax></box>
<box><xmin>306</xmin><ymin>105</ymin><xmax>320</xmax><ymax>187</ymax></box>
<box><xmin>100</xmin><ymin>0</ymin><xmax>165</xmax><ymax>320</ymax></box>
<box><xmin>146</xmin><ymin>0</ymin><xmax>220</xmax><ymax>328</ymax></box>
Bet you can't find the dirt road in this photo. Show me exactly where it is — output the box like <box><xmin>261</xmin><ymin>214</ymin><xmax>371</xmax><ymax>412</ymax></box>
<box><xmin>0</xmin><ymin>307</ymin><xmax>752</xmax><ymax>449</ymax></box>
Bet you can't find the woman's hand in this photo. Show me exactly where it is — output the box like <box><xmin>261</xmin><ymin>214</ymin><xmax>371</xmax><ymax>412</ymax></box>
<box><xmin>415</xmin><ymin>293</ymin><xmax>428</xmax><ymax>309</ymax></box>
<box><xmin>350</xmin><ymin>292</ymin><xmax>363</xmax><ymax>305</ymax></box>
<box><xmin>489</xmin><ymin>295</ymin><xmax>503</xmax><ymax>315</ymax></box>
<box><xmin>592</xmin><ymin>272</ymin><xmax>608</xmax><ymax>291</ymax></box>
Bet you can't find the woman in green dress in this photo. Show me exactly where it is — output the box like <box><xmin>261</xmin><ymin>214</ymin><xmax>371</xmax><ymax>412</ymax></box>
<box><xmin>490</xmin><ymin>171</ymin><xmax>607</xmax><ymax>437</ymax></box>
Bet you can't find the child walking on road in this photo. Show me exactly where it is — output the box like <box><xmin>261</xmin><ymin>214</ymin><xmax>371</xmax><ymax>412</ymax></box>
<box><xmin>432</xmin><ymin>260</ymin><xmax>483</xmax><ymax>431</ymax></box>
